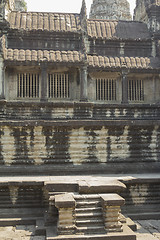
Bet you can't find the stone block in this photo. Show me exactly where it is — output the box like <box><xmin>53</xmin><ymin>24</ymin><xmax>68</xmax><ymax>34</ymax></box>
<box><xmin>100</xmin><ymin>194</ymin><xmax>125</xmax><ymax>207</ymax></box>
<box><xmin>78</xmin><ymin>180</ymin><xmax>126</xmax><ymax>194</ymax></box>
<box><xmin>55</xmin><ymin>194</ymin><xmax>75</xmax><ymax>208</ymax></box>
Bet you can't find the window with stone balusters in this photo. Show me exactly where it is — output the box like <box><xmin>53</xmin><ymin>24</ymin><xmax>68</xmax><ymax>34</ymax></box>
<box><xmin>96</xmin><ymin>78</ymin><xmax>117</xmax><ymax>101</ymax></box>
<box><xmin>48</xmin><ymin>73</ymin><xmax>70</xmax><ymax>99</ymax></box>
<box><xmin>128</xmin><ymin>79</ymin><xmax>144</xmax><ymax>102</ymax></box>
<box><xmin>17</xmin><ymin>73</ymin><xmax>40</xmax><ymax>98</ymax></box>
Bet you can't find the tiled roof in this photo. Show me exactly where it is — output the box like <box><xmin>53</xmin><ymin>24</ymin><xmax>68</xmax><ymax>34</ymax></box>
<box><xmin>87</xmin><ymin>55</ymin><xmax>159</xmax><ymax>69</ymax></box>
<box><xmin>4</xmin><ymin>49</ymin><xmax>84</xmax><ymax>63</ymax></box>
<box><xmin>4</xmin><ymin>48</ymin><xmax>159</xmax><ymax>69</ymax></box>
<box><xmin>87</xmin><ymin>20</ymin><xmax>151</xmax><ymax>40</ymax></box>
<box><xmin>8</xmin><ymin>12</ymin><xmax>81</xmax><ymax>32</ymax></box>
<box><xmin>8</xmin><ymin>12</ymin><xmax>151</xmax><ymax>41</ymax></box>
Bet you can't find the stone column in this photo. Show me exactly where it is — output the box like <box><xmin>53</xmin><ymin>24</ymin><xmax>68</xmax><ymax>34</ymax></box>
<box><xmin>55</xmin><ymin>193</ymin><xmax>76</xmax><ymax>235</ymax></box>
<box><xmin>121</xmin><ymin>68</ymin><xmax>129</xmax><ymax>104</ymax></box>
<box><xmin>41</xmin><ymin>62</ymin><xmax>48</xmax><ymax>102</ymax></box>
<box><xmin>151</xmin><ymin>38</ymin><xmax>156</xmax><ymax>57</ymax></box>
<box><xmin>100</xmin><ymin>194</ymin><xmax>125</xmax><ymax>233</ymax></box>
<box><xmin>0</xmin><ymin>55</ymin><xmax>5</xmax><ymax>99</ymax></box>
<box><xmin>80</xmin><ymin>65</ymin><xmax>88</xmax><ymax>101</ymax></box>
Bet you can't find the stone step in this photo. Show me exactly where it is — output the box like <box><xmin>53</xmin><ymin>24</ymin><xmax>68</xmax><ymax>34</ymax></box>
<box><xmin>0</xmin><ymin>203</ymin><xmax>43</xmax><ymax>208</ymax></box>
<box><xmin>76</xmin><ymin>201</ymin><xmax>101</xmax><ymax>208</ymax></box>
<box><xmin>74</xmin><ymin>196</ymin><xmax>100</xmax><ymax>201</ymax></box>
<box><xmin>0</xmin><ymin>197</ymin><xmax>42</xmax><ymax>201</ymax></box>
<box><xmin>74</xmin><ymin>194</ymin><xmax>100</xmax><ymax>198</ymax></box>
<box><xmin>76</xmin><ymin>219</ymin><xmax>104</xmax><ymax>227</ymax></box>
<box><xmin>46</xmin><ymin>225</ymin><xmax>136</xmax><ymax>240</ymax></box>
<box><xmin>75</xmin><ymin>207</ymin><xmax>102</xmax><ymax>214</ymax></box>
<box><xmin>127</xmin><ymin>212</ymin><xmax>160</xmax><ymax>220</ymax></box>
<box><xmin>76</xmin><ymin>226</ymin><xmax>106</xmax><ymax>235</ymax></box>
<box><xmin>49</xmin><ymin>192</ymin><xmax>66</xmax><ymax>197</ymax></box>
<box><xmin>76</xmin><ymin>212</ymin><xmax>103</xmax><ymax>220</ymax></box>
<box><xmin>0</xmin><ymin>217</ymin><xmax>40</xmax><ymax>226</ymax></box>
<box><xmin>0</xmin><ymin>208</ymin><xmax>44</xmax><ymax>218</ymax></box>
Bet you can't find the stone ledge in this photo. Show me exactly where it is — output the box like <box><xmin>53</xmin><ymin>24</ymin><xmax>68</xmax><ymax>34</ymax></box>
<box><xmin>100</xmin><ymin>194</ymin><xmax>125</xmax><ymax>206</ymax></box>
<box><xmin>47</xmin><ymin>224</ymin><xmax>136</xmax><ymax>240</ymax></box>
<box><xmin>78</xmin><ymin>180</ymin><xmax>126</xmax><ymax>194</ymax></box>
<box><xmin>0</xmin><ymin>119</ymin><xmax>160</xmax><ymax>126</ymax></box>
<box><xmin>0</xmin><ymin>100</ymin><xmax>160</xmax><ymax>110</ymax></box>
<box><xmin>55</xmin><ymin>194</ymin><xmax>75</xmax><ymax>208</ymax></box>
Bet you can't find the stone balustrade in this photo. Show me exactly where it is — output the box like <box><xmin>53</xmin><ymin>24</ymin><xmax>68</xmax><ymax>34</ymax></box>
<box><xmin>100</xmin><ymin>194</ymin><xmax>125</xmax><ymax>233</ymax></box>
<box><xmin>55</xmin><ymin>193</ymin><xmax>76</xmax><ymax>235</ymax></box>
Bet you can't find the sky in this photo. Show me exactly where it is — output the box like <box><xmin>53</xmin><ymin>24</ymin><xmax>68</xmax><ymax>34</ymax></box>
<box><xmin>25</xmin><ymin>0</ymin><xmax>136</xmax><ymax>17</ymax></box>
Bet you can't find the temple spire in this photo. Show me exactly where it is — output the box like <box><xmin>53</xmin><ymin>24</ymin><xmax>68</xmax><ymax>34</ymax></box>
<box><xmin>80</xmin><ymin>0</ymin><xmax>87</xmax><ymax>18</ymax></box>
<box><xmin>80</xmin><ymin>0</ymin><xmax>87</xmax><ymax>33</ymax></box>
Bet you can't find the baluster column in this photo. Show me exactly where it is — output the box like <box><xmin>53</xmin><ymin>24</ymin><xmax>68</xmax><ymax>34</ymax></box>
<box><xmin>55</xmin><ymin>193</ymin><xmax>76</xmax><ymax>235</ymax></box>
<box><xmin>121</xmin><ymin>68</ymin><xmax>129</xmax><ymax>104</ymax></box>
<box><xmin>41</xmin><ymin>62</ymin><xmax>48</xmax><ymax>101</ymax></box>
<box><xmin>101</xmin><ymin>194</ymin><xmax>125</xmax><ymax>233</ymax></box>
<box><xmin>80</xmin><ymin>65</ymin><xmax>88</xmax><ymax>101</ymax></box>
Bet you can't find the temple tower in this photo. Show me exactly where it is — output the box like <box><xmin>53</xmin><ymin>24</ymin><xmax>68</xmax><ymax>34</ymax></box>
<box><xmin>14</xmin><ymin>0</ymin><xmax>27</xmax><ymax>11</ymax></box>
<box><xmin>89</xmin><ymin>0</ymin><xmax>132</xmax><ymax>20</ymax></box>
<box><xmin>134</xmin><ymin>0</ymin><xmax>160</xmax><ymax>32</ymax></box>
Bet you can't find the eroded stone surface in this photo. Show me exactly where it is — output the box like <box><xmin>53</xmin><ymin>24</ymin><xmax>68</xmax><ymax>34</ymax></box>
<box><xmin>0</xmin><ymin>224</ymin><xmax>46</xmax><ymax>240</ymax></box>
<box><xmin>90</xmin><ymin>0</ymin><xmax>132</xmax><ymax>20</ymax></box>
<box><xmin>1</xmin><ymin>220</ymin><xmax>160</xmax><ymax>240</ymax></box>
<box><xmin>136</xmin><ymin>220</ymin><xmax>160</xmax><ymax>240</ymax></box>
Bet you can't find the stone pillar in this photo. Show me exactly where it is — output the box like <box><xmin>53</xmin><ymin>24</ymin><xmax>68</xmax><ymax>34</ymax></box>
<box><xmin>55</xmin><ymin>193</ymin><xmax>76</xmax><ymax>235</ymax></box>
<box><xmin>41</xmin><ymin>62</ymin><xmax>48</xmax><ymax>102</ymax></box>
<box><xmin>100</xmin><ymin>194</ymin><xmax>125</xmax><ymax>233</ymax></box>
<box><xmin>121</xmin><ymin>68</ymin><xmax>129</xmax><ymax>104</ymax></box>
<box><xmin>0</xmin><ymin>55</ymin><xmax>5</xmax><ymax>99</ymax></box>
<box><xmin>80</xmin><ymin>65</ymin><xmax>88</xmax><ymax>101</ymax></box>
<box><xmin>151</xmin><ymin>38</ymin><xmax>156</xmax><ymax>57</ymax></box>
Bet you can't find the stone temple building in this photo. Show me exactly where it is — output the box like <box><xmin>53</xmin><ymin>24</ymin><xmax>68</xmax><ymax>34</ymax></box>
<box><xmin>0</xmin><ymin>0</ymin><xmax>160</xmax><ymax>239</ymax></box>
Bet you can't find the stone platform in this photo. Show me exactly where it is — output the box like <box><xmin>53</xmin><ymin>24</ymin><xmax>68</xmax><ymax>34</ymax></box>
<box><xmin>1</xmin><ymin>220</ymin><xmax>160</xmax><ymax>240</ymax></box>
<box><xmin>46</xmin><ymin>225</ymin><xmax>136</xmax><ymax>240</ymax></box>
<box><xmin>0</xmin><ymin>175</ymin><xmax>159</xmax><ymax>240</ymax></box>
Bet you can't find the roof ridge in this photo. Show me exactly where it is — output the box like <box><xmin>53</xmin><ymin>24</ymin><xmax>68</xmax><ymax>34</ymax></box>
<box><xmin>11</xmin><ymin>11</ymin><xmax>80</xmax><ymax>15</ymax></box>
<box><xmin>88</xmin><ymin>19</ymin><xmax>146</xmax><ymax>24</ymax></box>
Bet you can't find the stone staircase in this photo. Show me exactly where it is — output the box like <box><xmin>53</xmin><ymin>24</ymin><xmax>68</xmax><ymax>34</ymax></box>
<box><xmin>74</xmin><ymin>194</ymin><xmax>105</xmax><ymax>235</ymax></box>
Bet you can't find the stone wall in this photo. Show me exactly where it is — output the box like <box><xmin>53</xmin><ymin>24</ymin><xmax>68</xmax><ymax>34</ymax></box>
<box><xmin>0</xmin><ymin>102</ymin><xmax>160</xmax><ymax>120</ymax></box>
<box><xmin>121</xmin><ymin>178</ymin><xmax>160</xmax><ymax>219</ymax></box>
<box><xmin>0</xmin><ymin>182</ymin><xmax>45</xmax><ymax>219</ymax></box>
<box><xmin>4</xmin><ymin>67</ymin><xmax>160</xmax><ymax>104</ymax></box>
<box><xmin>0</xmin><ymin>114</ymin><xmax>159</xmax><ymax>174</ymax></box>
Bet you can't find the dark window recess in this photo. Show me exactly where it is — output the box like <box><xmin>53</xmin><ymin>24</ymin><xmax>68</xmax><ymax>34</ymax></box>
<box><xmin>96</xmin><ymin>79</ymin><xmax>117</xmax><ymax>101</ymax></box>
<box><xmin>128</xmin><ymin>79</ymin><xmax>144</xmax><ymax>102</ymax></box>
<box><xmin>48</xmin><ymin>73</ymin><xmax>69</xmax><ymax>99</ymax></box>
<box><xmin>17</xmin><ymin>73</ymin><xmax>40</xmax><ymax>98</ymax></box>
